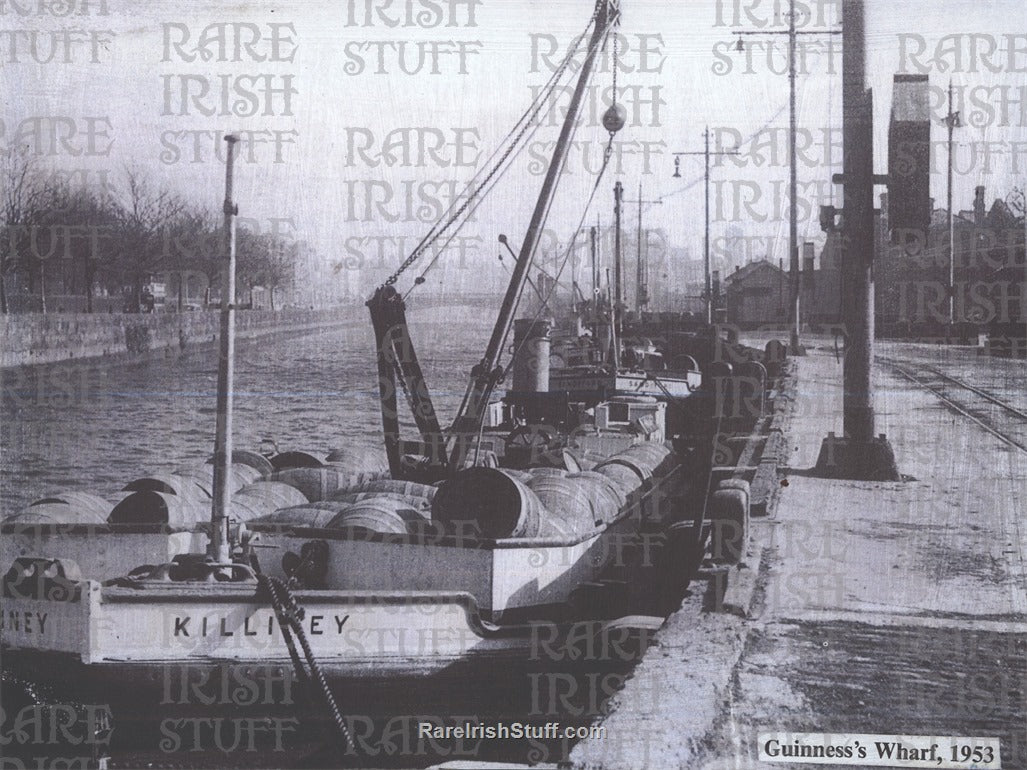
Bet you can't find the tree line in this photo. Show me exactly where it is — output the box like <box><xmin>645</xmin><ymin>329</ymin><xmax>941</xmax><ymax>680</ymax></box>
<box><xmin>0</xmin><ymin>151</ymin><xmax>296</xmax><ymax>313</ymax></box>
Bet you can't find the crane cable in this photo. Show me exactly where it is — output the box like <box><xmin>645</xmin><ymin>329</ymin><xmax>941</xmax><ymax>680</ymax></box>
<box><xmin>403</xmin><ymin>17</ymin><xmax>605</xmax><ymax>296</ymax></box>
<box><xmin>495</xmin><ymin>13</ymin><xmax>624</xmax><ymax>410</ymax></box>
<box><xmin>382</xmin><ymin>8</ymin><xmax>602</xmax><ymax>292</ymax></box>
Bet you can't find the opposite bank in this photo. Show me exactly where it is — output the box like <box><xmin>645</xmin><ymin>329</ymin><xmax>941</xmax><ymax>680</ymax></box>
<box><xmin>0</xmin><ymin>308</ymin><xmax>360</xmax><ymax>369</ymax></box>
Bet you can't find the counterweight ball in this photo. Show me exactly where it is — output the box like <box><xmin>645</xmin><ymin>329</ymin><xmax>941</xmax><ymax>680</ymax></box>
<box><xmin>602</xmin><ymin>103</ymin><xmax>627</xmax><ymax>134</ymax></box>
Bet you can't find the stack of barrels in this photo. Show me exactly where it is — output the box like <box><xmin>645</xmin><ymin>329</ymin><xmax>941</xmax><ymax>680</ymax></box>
<box><xmin>6</xmin><ymin>446</ymin><xmax>392</xmax><ymax>532</ymax></box>
<box><xmin>431</xmin><ymin>442</ymin><xmax>674</xmax><ymax>540</ymax></box>
<box><xmin>8</xmin><ymin>441</ymin><xmax>677</xmax><ymax>543</ymax></box>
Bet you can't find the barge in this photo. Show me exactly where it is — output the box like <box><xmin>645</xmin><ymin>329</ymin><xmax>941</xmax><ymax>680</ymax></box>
<box><xmin>0</xmin><ymin>0</ymin><xmax>772</xmax><ymax>761</ymax></box>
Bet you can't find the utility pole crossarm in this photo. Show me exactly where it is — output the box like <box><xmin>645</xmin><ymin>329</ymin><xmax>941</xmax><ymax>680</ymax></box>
<box><xmin>732</xmin><ymin>2</ymin><xmax>840</xmax><ymax>353</ymax></box>
<box><xmin>672</xmin><ymin>127</ymin><xmax>740</xmax><ymax>325</ymax></box>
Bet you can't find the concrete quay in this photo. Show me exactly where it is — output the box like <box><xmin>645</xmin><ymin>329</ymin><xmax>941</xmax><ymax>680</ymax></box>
<box><xmin>572</xmin><ymin>340</ymin><xmax>1027</xmax><ymax>769</ymax></box>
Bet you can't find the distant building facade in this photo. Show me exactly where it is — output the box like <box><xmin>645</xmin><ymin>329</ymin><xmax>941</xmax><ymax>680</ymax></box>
<box><xmin>722</xmin><ymin>259</ymin><xmax>789</xmax><ymax>329</ymax></box>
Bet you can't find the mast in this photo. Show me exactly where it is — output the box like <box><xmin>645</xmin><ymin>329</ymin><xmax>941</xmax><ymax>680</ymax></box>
<box><xmin>607</xmin><ymin>268</ymin><xmax>620</xmax><ymax>368</ymax></box>
<box><xmin>614</xmin><ymin>180</ymin><xmax>624</xmax><ymax>320</ymax></box>
<box><xmin>703</xmin><ymin>128</ymin><xmax>712</xmax><ymax>325</ymax></box>
<box><xmin>448</xmin><ymin>0</ymin><xmax>621</xmax><ymax>471</ymax></box>
<box><xmin>636</xmin><ymin>182</ymin><xmax>644</xmax><ymax>315</ymax></box>
<box><xmin>590</xmin><ymin>224</ymin><xmax>598</xmax><ymax>320</ymax></box>
<box><xmin>209</xmin><ymin>134</ymin><xmax>239</xmax><ymax>563</ymax></box>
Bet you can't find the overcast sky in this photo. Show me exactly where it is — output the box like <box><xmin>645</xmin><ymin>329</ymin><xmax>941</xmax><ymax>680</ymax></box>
<box><xmin>3</xmin><ymin>0</ymin><xmax>1024</xmax><ymax>298</ymax></box>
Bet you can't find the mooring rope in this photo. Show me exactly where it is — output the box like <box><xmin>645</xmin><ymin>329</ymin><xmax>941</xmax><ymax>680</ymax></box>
<box><xmin>257</xmin><ymin>574</ymin><xmax>354</xmax><ymax>754</ymax></box>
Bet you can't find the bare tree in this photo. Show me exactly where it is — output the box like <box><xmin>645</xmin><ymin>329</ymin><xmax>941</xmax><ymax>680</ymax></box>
<box><xmin>0</xmin><ymin>148</ymin><xmax>43</xmax><ymax>313</ymax></box>
<box><xmin>112</xmin><ymin>167</ymin><xmax>189</xmax><ymax>311</ymax></box>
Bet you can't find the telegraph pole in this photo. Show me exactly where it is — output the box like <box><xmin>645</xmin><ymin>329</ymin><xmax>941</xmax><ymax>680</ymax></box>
<box><xmin>734</xmin><ymin>0</ymin><xmax>840</xmax><ymax>351</ymax></box>
<box><xmin>944</xmin><ymin>80</ymin><xmax>962</xmax><ymax>325</ymax></box>
<box><xmin>624</xmin><ymin>183</ymin><xmax>662</xmax><ymax>315</ymax></box>
<box><xmin>673</xmin><ymin>127</ymin><xmax>739</xmax><ymax>325</ymax></box>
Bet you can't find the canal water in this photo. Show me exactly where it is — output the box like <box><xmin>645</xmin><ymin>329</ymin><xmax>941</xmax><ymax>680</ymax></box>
<box><xmin>1</xmin><ymin>307</ymin><xmax>491</xmax><ymax>515</ymax></box>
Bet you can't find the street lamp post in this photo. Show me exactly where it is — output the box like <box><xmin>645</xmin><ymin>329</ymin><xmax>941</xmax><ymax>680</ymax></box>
<box><xmin>944</xmin><ymin>81</ymin><xmax>962</xmax><ymax>326</ymax></box>
<box><xmin>624</xmin><ymin>183</ymin><xmax>663</xmax><ymax>315</ymax></box>
<box><xmin>734</xmin><ymin>0</ymin><xmax>841</xmax><ymax>353</ymax></box>
<box><xmin>673</xmin><ymin>127</ymin><xmax>739</xmax><ymax>325</ymax></box>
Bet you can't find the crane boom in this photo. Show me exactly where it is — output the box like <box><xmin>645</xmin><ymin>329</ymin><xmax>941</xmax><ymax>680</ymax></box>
<box><xmin>447</xmin><ymin>0</ymin><xmax>621</xmax><ymax>472</ymax></box>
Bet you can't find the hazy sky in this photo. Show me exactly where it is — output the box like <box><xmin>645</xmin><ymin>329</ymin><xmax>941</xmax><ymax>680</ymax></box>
<box><xmin>3</xmin><ymin>0</ymin><xmax>1025</xmax><ymax>298</ymax></box>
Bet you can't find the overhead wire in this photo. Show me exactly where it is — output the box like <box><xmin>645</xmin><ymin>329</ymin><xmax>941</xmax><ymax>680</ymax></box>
<box><xmin>383</xmin><ymin>8</ymin><xmax>602</xmax><ymax>294</ymax></box>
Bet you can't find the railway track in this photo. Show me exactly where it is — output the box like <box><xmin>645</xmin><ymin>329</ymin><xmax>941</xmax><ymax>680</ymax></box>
<box><xmin>879</xmin><ymin>356</ymin><xmax>1027</xmax><ymax>454</ymax></box>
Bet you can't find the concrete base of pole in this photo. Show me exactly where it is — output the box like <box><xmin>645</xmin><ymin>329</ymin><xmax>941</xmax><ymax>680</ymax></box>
<box><xmin>813</xmin><ymin>432</ymin><xmax>901</xmax><ymax>481</ymax></box>
<box><xmin>788</xmin><ymin>332</ymin><xmax>807</xmax><ymax>356</ymax></box>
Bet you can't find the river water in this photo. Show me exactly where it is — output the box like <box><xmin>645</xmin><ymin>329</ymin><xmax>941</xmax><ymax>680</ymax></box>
<box><xmin>0</xmin><ymin>307</ymin><xmax>492</xmax><ymax>515</ymax></box>
<box><xmin>0</xmin><ymin>308</ymin><xmax>620</xmax><ymax>769</ymax></box>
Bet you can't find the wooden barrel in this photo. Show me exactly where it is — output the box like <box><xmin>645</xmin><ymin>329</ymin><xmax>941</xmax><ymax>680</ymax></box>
<box><xmin>526</xmin><ymin>476</ymin><xmax>600</xmax><ymax>535</ymax></box>
<box><xmin>432</xmin><ymin>468</ymin><xmax>544</xmax><ymax>539</ymax></box>
<box><xmin>566</xmin><ymin>472</ymin><xmax>627</xmax><ymax>523</ymax></box>
<box><xmin>528</xmin><ymin>467</ymin><xmax>568</xmax><ymax>479</ymax></box>
<box><xmin>327</xmin><ymin>498</ymin><xmax>429</xmax><ymax>535</ymax></box>
<box><xmin>618</xmin><ymin>443</ymin><xmax>676</xmax><ymax>477</ymax></box>
<box><xmin>231</xmin><ymin>481</ymin><xmax>310</xmax><ymax>522</ymax></box>
<box><xmin>228</xmin><ymin>464</ymin><xmax>264</xmax><ymax>488</ymax></box>
<box><xmin>171</xmin><ymin>464</ymin><xmax>216</xmax><ymax>496</ymax></box>
<box><xmin>342</xmin><ymin>479</ymin><xmax>437</xmax><ymax>501</ymax></box>
<box><xmin>325</xmin><ymin>446</ymin><xmax>389</xmax><ymax>474</ymax></box>
<box><xmin>123</xmin><ymin>473</ymin><xmax>210</xmax><ymax>502</ymax></box>
<box><xmin>173</xmin><ymin>464</ymin><xmax>261</xmax><ymax>495</ymax></box>
<box><xmin>496</xmin><ymin>469</ymin><xmax>532</xmax><ymax>483</ymax></box>
<box><xmin>330</xmin><ymin>491</ymin><xmax>432</xmax><ymax>512</ymax></box>
<box><xmin>595</xmin><ymin>448</ymin><xmax>657</xmax><ymax>491</ymax></box>
<box><xmin>8</xmin><ymin>491</ymin><xmax>112</xmax><ymax>525</ymax></box>
<box><xmin>108</xmin><ymin>490</ymin><xmax>210</xmax><ymax>530</ymax></box>
<box><xmin>592</xmin><ymin>462</ymin><xmax>643</xmax><ymax>498</ymax></box>
<box><xmin>270</xmin><ymin>450</ymin><xmax>325</xmax><ymax>471</ymax></box>
<box><xmin>539</xmin><ymin>448</ymin><xmax>581</xmax><ymax>473</ymax></box>
<box><xmin>220</xmin><ymin>450</ymin><xmax>274</xmax><ymax>479</ymax></box>
<box><xmin>197</xmin><ymin>450</ymin><xmax>273</xmax><ymax>479</ymax></box>
<box><xmin>272</xmin><ymin>467</ymin><xmax>366</xmax><ymax>502</ymax></box>
<box><xmin>252</xmin><ymin>502</ymin><xmax>351</xmax><ymax>529</ymax></box>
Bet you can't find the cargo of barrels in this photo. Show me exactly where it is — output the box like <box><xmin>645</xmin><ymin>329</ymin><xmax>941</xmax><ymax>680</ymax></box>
<box><xmin>432</xmin><ymin>467</ymin><xmax>544</xmax><ymax>539</ymax></box>
<box><xmin>342</xmin><ymin>479</ymin><xmax>437</xmax><ymax>502</ymax></box>
<box><xmin>327</xmin><ymin>497</ymin><xmax>430</xmax><ymax>535</ymax></box>
<box><xmin>526</xmin><ymin>475</ymin><xmax>600</xmax><ymax>535</ymax></box>
<box><xmin>230</xmin><ymin>481</ymin><xmax>309</xmax><ymax>522</ymax></box>
<box><xmin>108</xmin><ymin>489</ymin><xmax>210</xmax><ymax>530</ymax></box>
<box><xmin>273</xmin><ymin>466</ymin><xmax>387</xmax><ymax>502</ymax></box>
<box><xmin>330</xmin><ymin>491</ymin><xmax>432</xmax><ymax>512</ymax></box>
<box><xmin>6</xmin><ymin>491</ymin><xmax>113</xmax><ymax>526</ymax></box>
<box><xmin>253</xmin><ymin>501</ymin><xmax>352</xmax><ymax>529</ymax></box>
<box><xmin>565</xmin><ymin>472</ymin><xmax>626</xmax><ymax>524</ymax></box>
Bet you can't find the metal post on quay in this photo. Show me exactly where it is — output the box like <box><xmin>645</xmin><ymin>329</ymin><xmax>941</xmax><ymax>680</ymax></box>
<box><xmin>812</xmin><ymin>0</ymin><xmax>900</xmax><ymax>481</ymax></box>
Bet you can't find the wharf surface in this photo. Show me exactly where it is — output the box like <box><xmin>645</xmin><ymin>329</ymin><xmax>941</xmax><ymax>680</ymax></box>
<box><xmin>572</xmin><ymin>338</ymin><xmax>1027</xmax><ymax>769</ymax></box>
